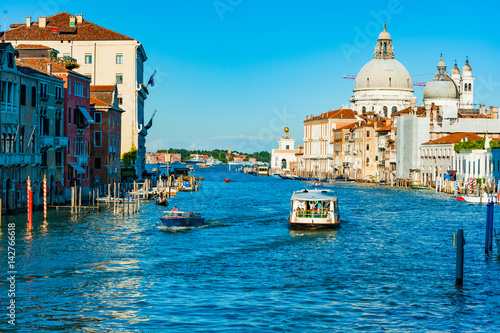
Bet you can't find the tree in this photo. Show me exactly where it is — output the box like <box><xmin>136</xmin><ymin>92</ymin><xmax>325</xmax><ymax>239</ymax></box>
<box><xmin>122</xmin><ymin>143</ymin><xmax>137</xmax><ymax>166</ymax></box>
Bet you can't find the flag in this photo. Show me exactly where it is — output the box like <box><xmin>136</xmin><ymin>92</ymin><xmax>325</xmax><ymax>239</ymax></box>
<box><xmin>145</xmin><ymin>109</ymin><xmax>158</xmax><ymax>130</ymax></box>
<box><xmin>147</xmin><ymin>70</ymin><xmax>157</xmax><ymax>87</ymax></box>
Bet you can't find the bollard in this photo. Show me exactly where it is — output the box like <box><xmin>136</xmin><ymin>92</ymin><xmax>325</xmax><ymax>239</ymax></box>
<box><xmin>485</xmin><ymin>202</ymin><xmax>494</xmax><ymax>253</ymax></box>
<box><xmin>43</xmin><ymin>176</ymin><xmax>47</xmax><ymax>220</ymax></box>
<box><xmin>455</xmin><ymin>229</ymin><xmax>465</xmax><ymax>286</ymax></box>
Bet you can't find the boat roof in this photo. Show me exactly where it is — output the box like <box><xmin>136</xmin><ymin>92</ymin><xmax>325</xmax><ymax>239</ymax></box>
<box><xmin>291</xmin><ymin>189</ymin><xmax>337</xmax><ymax>201</ymax></box>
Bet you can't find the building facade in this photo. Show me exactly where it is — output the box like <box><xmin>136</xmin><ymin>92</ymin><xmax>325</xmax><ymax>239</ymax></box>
<box><xmin>2</xmin><ymin>12</ymin><xmax>149</xmax><ymax>178</ymax></box>
<box><xmin>271</xmin><ymin>127</ymin><xmax>299</xmax><ymax>172</ymax></box>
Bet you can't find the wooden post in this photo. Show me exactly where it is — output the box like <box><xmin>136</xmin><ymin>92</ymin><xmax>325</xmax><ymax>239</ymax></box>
<box><xmin>486</xmin><ymin>202</ymin><xmax>494</xmax><ymax>253</ymax></box>
<box><xmin>108</xmin><ymin>183</ymin><xmax>111</xmax><ymax>203</ymax></box>
<box><xmin>455</xmin><ymin>229</ymin><xmax>465</xmax><ymax>286</ymax></box>
<box><xmin>97</xmin><ymin>188</ymin><xmax>99</xmax><ymax>211</ymax></box>
<box><xmin>79</xmin><ymin>187</ymin><xmax>82</xmax><ymax>213</ymax></box>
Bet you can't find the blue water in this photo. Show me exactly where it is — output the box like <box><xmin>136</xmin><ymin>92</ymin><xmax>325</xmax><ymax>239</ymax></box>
<box><xmin>1</xmin><ymin>164</ymin><xmax>500</xmax><ymax>332</ymax></box>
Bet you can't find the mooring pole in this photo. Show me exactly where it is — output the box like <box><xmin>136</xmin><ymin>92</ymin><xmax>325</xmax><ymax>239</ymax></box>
<box><xmin>485</xmin><ymin>202</ymin><xmax>494</xmax><ymax>253</ymax></box>
<box><xmin>455</xmin><ymin>229</ymin><xmax>465</xmax><ymax>286</ymax></box>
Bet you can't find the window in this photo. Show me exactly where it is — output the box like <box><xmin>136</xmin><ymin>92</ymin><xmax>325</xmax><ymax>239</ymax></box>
<box><xmin>367</xmin><ymin>78</ymin><xmax>369</xmax><ymax>87</ymax></box>
<box><xmin>68</xmin><ymin>79</ymin><xmax>71</xmax><ymax>94</ymax></box>
<box><xmin>366</xmin><ymin>143</ymin><xmax>370</xmax><ymax>151</ymax></box>
<box><xmin>392</xmin><ymin>106</ymin><xmax>397</xmax><ymax>114</ymax></box>
<box><xmin>55</xmin><ymin>86</ymin><xmax>63</xmax><ymax>102</ymax></box>
<box><xmin>20</xmin><ymin>85</ymin><xmax>26</xmax><ymax>106</ymax></box>
<box><xmin>383</xmin><ymin>106</ymin><xmax>388</xmax><ymax>118</ymax></box>
<box><xmin>85</xmin><ymin>54</ymin><xmax>92</xmax><ymax>64</ymax></box>
<box><xmin>68</xmin><ymin>137</ymin><xmax>71</xmax><ymax>156</ymax></box>
<box><xmin>68</xmin><ymin>107</ymin><xmax>72</xmax><ymax>124</ymax></box>
<box><xmin>29</xmin><ymin>86</ymin><xmax>36</xmax><ymax>107</ymax></box>
<box><xmin>116</xmin><ymin>54</ymin><xmax>123</xmax><ymax>64</ymax></box>
<box><xmin>94</xmin><ymin>112</ymin><xmax>102</xmax><ymax>124</ymax></box>
<box><xmin>7</xmin><ymin>52</ymin><xmax>14</xmax><ymax>68</ymax></box>
<box><xmin>116</xmin><ymin>74</ymin><xmax>123</xmax><ymax>84</ymax></box>
<box><xmin>286</xmin><ymin>145</ymin><xmax>290</xmax><ymax>150</ymax></box>
<box><xmin>94</xmin><ymin>131</ymin><xmax>102</xmax><ymax>147</ymax></box>
<box><xmin>56</xmin><ymin>151</ymin><xmax>62</xmax><ymax>167</ymax></box>
<box><xmin>366</xmin><ymin>130</ymin><xmax>370</xmax><ymax>138</ymax></box>
<box><xmin>389</xmin><ymin>77</ymin><xmax>391</xmax><ymax>87</ymax></box>
<box><xmin>117</xmin><ymin>96</ymin><xmax>123</xmax><ymax>105</ymax></box>
<box><xmin>95</xmin><ymin>156</ymin><xmax>101</xmax><ymax>170</ymax></box>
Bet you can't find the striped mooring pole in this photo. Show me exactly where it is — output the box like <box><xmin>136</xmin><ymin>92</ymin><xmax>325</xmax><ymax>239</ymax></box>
<box><xmin>27</xmin><ymin>177</ymin><xmax>32</xmax><ymax>229</ymax></box>
<box><xmin>43</xmin><ymin>175</ymin><xmax>47</xmax><ymax>220</ymax></box>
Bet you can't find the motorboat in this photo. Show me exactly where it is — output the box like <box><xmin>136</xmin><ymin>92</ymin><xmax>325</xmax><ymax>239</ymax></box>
<box><xmin>159</xmin><ymin>210</ymin><xmax>206</xmax><ymax>228</ymax></box>
<box><xmin>456</xmin><ymin>195</ymin><xmax>498</xmax><ymax>204</ymax></box>
<box><xmin>288</xmin><ymin>189</ymin><xmax>341</xmax><ymax>229</ymax></box>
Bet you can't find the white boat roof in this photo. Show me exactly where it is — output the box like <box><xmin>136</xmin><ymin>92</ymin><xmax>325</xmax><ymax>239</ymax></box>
<box><xmin>291</xmin><ymin>189</ymin><xmax>337</xmax><ymax>201</ymax></box>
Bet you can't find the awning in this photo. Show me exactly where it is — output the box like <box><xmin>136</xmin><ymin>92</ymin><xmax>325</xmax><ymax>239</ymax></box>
<box><xmin>77</xmin><ymin>106</ymin><xmax>95</xmax><ymax>124</ymax></box>
<box><xmin>69</xmin><ymin>163</ymin><xmax>86</xmax><ymax>174</ymax></box>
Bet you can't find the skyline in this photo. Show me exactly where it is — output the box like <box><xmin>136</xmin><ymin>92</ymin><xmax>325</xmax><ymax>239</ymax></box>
<box><xmin>3</xmin><ymin>0</ymin><xmax>500</xmax><ymax>153</ymax></box>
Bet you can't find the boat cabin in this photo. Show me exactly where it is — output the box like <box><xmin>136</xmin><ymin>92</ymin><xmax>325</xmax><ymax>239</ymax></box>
<box><xmin>288</xmin><ymin>189</ymin><xmax>340</xmax><ymax>229</ymax></box>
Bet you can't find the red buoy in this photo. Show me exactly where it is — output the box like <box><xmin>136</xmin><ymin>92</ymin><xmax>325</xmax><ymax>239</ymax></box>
<box><xmin>225</xmin><ymin>179</ymin><xmax>230</xmax><ymax>183</ymax></box>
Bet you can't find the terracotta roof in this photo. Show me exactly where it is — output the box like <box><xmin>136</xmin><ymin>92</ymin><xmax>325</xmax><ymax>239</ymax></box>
<box><xmin>90</xmin><ymin>85</ymin><xmax>114</xmax><ymax>92</ymax></box>
<box><xmin>306</xmin><ymin>108</ymin><xmax>357</xmax><ymax>122</ymax></box>
<box><xmin>336</xmin><ymin>122</ymin><xmax>358</xmax><ymax>131</ymax></box>
<box><xmin>1</xmin><ymin>12</ymin><xmax>134</xmax><ymax>41</ymax></box>
<box><xmin>422</xmin><ymin>133</ymin><xmax>482</xmax><ymax>145</ymax></box>
<box><xmin>18</xmin><ymin>58</ymin><xmax>90</xmax><ymax>80</ymax></box>
<box><xmin>90</xmin><ymin>96</ymin><xmax>112</xmax><ymax>107</ymax></box>
<box><xmin>376</xmin><ymin>124</ymin><xmax>392</xmax><ymax>132</ymax></box>
<box><xmin>15</xmin><ymin>60</ymin><xmax>51</xmax><ymax>78</ymax></box>
<box><xmin>16</xmin><ymin>44</ymin><xmax>51</xmax><ymax>49</ymax></box>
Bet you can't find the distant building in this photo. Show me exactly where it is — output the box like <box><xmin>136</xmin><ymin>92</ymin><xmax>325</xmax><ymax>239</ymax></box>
<box><xmin>455</xmin><ymin>143</ymin><xmax>500</xmax><ymax>183</ymax></box>
<box><xmin>420</xmin><ymin>133</ymin><xmax>482</xmax><ymax>185</ymax></box>
<box><xmin>271</xmin><ymin>127</ymin><xmax>299</xmax><ymax>172</ymax></box>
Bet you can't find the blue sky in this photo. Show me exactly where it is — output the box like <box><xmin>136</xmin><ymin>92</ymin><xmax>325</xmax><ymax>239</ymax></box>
<box><xmin>3</xmin><ymin>0</ymin><xmax>500</xmax><ymax>153</ymax></box>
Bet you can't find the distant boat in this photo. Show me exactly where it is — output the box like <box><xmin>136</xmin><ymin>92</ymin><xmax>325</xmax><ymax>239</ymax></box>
<box><xmin>155</xmin><ymin>197</ymin><xmax>168</xmax><ymax>206</ymax></box>
<box><xmin>186</xmin><ymin>156</ymin><xmax>204</xmax><ymax>164</ymax></box>
<box><xmin>160</xmin><ymin>210</ymin><xmax>206</xmax><ymax>228</ymax></box>
<box><xmin>410</xmin><ymin>186</ymin><xmax>430</xmax><ymax>190</ymax></box>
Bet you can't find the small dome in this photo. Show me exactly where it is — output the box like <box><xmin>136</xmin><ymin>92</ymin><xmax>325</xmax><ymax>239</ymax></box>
<box><xmin>378</xmin><ymin>22</ymin><xmax>391</xmax><ymax>40</ymax></box>
<box><xmin>354</xmin><ymin>58</ymin><xmax>413</xmax><ymax>91</ymax></box>
<box><xmin>437</xmin><ymin>55</ymin><xmax>446</xmax><ymax>69</ymax></box>
<box><xmin>462</xmin><ymin>59</ymin><xmax>472</xmax><ymax>72</ymax></box>
<box><xmin>451</xmin><ymin>63</ymin><xmax>460</xmax><ymax>75</ymax></box>
<box><xmin>423</xmin><ymin>75</ymin><xmax>459</xmax><ymax>100</ymax></box>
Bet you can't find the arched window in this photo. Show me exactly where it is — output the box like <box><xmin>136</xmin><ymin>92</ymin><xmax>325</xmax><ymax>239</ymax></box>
<box><xmin>362</xmin><ymin>106</ymin><xmax>366</xmax><ymax>113</ymax></box>
<box><xmin>281</xmin><ymin>159</ymin><xmax>287</xmax><ymax>170</ymax></box>
<box><xmin>366</xmin><ymin>143</ymin><xmax>370</xmax><ymax>151</ymax></box>
<box><xmin>383</xmin><ymin>106</ymin><xmax>388</xmax><ymax>118</ymax></box>
<box><xmin>392</xmin><ymin>106</ymin><xmax>397</xmax><ymax>114</ymax></box>
<box><xmin>468</xmin><ymin>83</ymin><xmax>472</xmax><ymax>91</ymax></box>
<box><xmin>366</xmin><ymin>157</ymin><xmax>370</xmax><ymax>167</ymax></box>
<box><xmin>407</xmin><ymin>78</ymin><xmax>410</xmax><ymax>88</ymax></box>
<box><xmin>371</xmin><ymin>106</ymin><xmax>374</xmax><ymax>111</ymax></box>
<box><xmin>389</xmin><ymin>77</ymin><xmax>392</xmax><ymax>87</ymax></box>
<box><xmin>367</xmin><ymin>78</ymin><xmax>369</xmax><ymax>87</ymax></box>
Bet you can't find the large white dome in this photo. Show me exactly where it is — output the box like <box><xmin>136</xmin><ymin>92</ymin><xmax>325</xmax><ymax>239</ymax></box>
<box><xmin>423</xmin><ymin>75</ymin><xmax>458</xmax><ymax>100</ymax></box>
<box><xmin>354</xmin><ymin>58</ymin><xmax>413</xmax><ymax>91</ymax></box>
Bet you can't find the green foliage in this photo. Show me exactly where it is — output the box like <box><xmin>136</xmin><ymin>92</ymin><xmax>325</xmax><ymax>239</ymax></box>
<box><xmin>454</xmin><ymin>138</ymin><xmax>485</xmax><ymax>153</ymax></box>
<box><xmin>122</xmin><ymin>144</ymin><xmax>137</xmax><ymax>166</ymax></box>
<box><xmin>491</xmin><ymin>140</ymin><xmax>500</xmax><ymax>149</ymax></box>
<box><xmin>154</xmin><ymin>148</ymin><xmax>270</xmax><ymax>163</ymax></box>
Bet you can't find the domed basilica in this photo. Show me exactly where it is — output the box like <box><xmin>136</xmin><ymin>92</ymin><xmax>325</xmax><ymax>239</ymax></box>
<box><xmin>350</xmin><ymin>24</ymin><xmax>475</xmax><ymax>117</ymax></box>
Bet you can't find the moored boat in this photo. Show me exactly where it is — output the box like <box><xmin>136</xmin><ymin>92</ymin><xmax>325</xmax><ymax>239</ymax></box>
<box><xmin>160</xmin><ymin>210</ymin><xmax>206</xmax><ymax>228</ymax></box>
<box><xmin>456</xmin><ymin>195</ymin><xmax>498</xmax><ymax>204</ymax></box>
<box><xmin>288</xmin><ymin>189</ymin><xmax>341</xmax><ymax>229</ymax></box>
<box><xmin>155</xmin><ymin>196</ymin><xmax>168</xmax><ymax>206</ymax></box>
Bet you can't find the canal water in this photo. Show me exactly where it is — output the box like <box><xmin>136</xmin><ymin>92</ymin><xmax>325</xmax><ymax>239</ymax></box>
<box><xmin>1</xmin><ymin>164</ymin><xmax>500</xmax><ymax>332</ymax></box>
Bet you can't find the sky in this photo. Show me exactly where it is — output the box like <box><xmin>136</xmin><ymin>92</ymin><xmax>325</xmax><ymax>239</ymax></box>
<box><xmin>3</xmin><ymin>0</ymin><xmax>500</xmax><ymax>153</ymax></box>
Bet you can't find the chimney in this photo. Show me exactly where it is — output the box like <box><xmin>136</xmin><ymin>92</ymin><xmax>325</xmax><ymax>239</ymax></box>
<box><xmin>76</xmin><ymin>14</ymin><xmax>83</xmax><ymax>24</ymax></box>
<box><xmin>69</xmin><ymin>16</ymin><xmax>76</xmax><ymax>27</ymax></box>
<box><xmin>425</xmin><ymin>103</ymin><xmax>431</xmax><ymax>119</ymax></box>
<box><xmin>410</xmin><ymin>96</ymin><xmax>417</xmax><ymax>114</ymax></box>
<box><xmin>306</xmin><ymin>115</ymin><xmax>309</xmax><ymax>121</ymax></box>
<box><xmin>47</xmin><ymin>63</ymin><xmax>52</xmax><ymax>76</ymax></box>
<box><xmin>39</xmin><ymin>17</ymin><xmax>46</xmax><ymax>28</ymax></box>
<box><xmin>26</xmin><ymin>16</ymin><xmax>31</xmax><ymax>28</ymax></box>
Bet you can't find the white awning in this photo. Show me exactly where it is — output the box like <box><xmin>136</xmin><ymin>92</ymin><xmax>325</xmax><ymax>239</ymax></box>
<box><xmin>77</xmin><ymin>106</ymin><xmax>95</xmax><ymax>124</ymax></box>
<box><xmin>69</xmin><ymin>163</ymin><xmax>86</xmax><ymax>174</ymax></box>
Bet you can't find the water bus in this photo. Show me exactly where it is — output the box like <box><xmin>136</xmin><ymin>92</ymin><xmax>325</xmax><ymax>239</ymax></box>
<box><xmin>288</xmin><ymin>189</ymin><xmax>340</xmax><ymax>229</ymax></box>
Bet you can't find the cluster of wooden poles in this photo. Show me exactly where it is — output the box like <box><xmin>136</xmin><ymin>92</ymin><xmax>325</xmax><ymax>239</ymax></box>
<box><xmin>108</xmin><ymin>181</ymin><xmax>142</xmax><ymax>216</ymax></box>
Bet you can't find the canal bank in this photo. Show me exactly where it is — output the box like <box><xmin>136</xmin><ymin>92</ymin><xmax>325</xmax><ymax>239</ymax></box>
<box><xmin>1</xmin><ymin>164</ymin><xmax>500</xmax><ymax>332</ymax></box>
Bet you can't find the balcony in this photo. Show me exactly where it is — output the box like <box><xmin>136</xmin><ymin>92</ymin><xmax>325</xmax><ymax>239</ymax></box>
<box><xmin>77</xmin><ymin>155</ymin><xmax>89</xmax><ymax>166</ymax></box>
<box><xmin>39</xmin><ymin>136</ymin><xmax>55</xmax><ymax>148</ymax></box>
<box><xmin>0</xmin><ymin>153</ymin><xmax>42</xmax><ymax>166</ymax></box>
<box><xmin>55</xmin><ymin>136</ymin><xmax>69</xmax><ymax>148</ymax></box>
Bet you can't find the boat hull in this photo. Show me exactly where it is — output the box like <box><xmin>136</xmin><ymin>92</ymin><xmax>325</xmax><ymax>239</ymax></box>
<box><xmin>160</xmin><ymin>216</ymin><xmax>206</xmax><ymax>228</ymax></box>
<box><xmin>288</xmin><ymin>220</ymin><xmax>341</xmax><ymax>230</ymax></box>
<box><xmin>456</xmin><ymin>196</ymin><xmax>498</xmax><ymax>204</ymax></box>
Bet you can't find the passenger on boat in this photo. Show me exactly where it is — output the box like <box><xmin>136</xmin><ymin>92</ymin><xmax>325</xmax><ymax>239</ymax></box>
<box><xmin>172</xmin><ymin>206</ymin><xmax>179</xmax><ymax>216</ymax></box>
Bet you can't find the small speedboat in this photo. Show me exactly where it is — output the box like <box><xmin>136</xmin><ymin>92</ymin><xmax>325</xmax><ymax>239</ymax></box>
<box><xmin>155</xmin><ymin>197</ymin><xmax>168</xmax><ymax>206</ymax></box>
<box><xmin>160</xmin><ymin>211</ymin><xmax>206</xmax><ymax>228</ymax></box>
<box><xmin>456</xmin><ymin>195</ymin><xmax>498</xmax><ymax>204</ymax></box>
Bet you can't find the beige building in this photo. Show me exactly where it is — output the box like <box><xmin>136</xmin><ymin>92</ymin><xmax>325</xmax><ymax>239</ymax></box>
<box><xmin>2</xmin><ymin>12</ymin><xmax>149</xmax><ymax>178</ymax></box>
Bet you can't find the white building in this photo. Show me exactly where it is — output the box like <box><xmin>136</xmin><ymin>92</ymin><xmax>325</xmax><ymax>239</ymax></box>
<box><xmin>350</xmin><ymin>24</ymin><xmax>414</xmax><ymax>117</ymax></box>
<box><xmin>454</xmin><ymin>148</ymin><xmax>500</xmax><ymax>183</ymax></box>
<box><xmin>271</xmin><ymin>127</ymin><xmax>299</xmax><ymax>172</ymax></box>
<box><xmin>396</xmin><ymin>115</ymin><xmax>430</xmax><ymax>179</ymax></box>
<box><xmin>3</xmin><ymin>12</ymin><xmax>149</xmax><ymax>178</ymax></box>
<box><xmin>420</xmin><ymin>132</ymin><xmax>482</xmax><ymax>185</ymax></box>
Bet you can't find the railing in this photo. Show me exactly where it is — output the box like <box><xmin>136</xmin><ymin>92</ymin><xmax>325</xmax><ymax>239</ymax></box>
<box><xmin>0</xmin><ymin>153</ymin><xmax>42</xmax><ymax>165</ymax></box>
<box><xmin>55</xmin><ymin>136</ymin><xmax>69</xmax><ymax>147</ymax></box>
<box><xmin>295</xmin><ymin>210</ymin><xmax>330</xmax><ymax>219</ymax></box>
<box><xmin>163</xmin><ymin>211</ymin><xmax>201</xmax><ymax>218</ymax></box>
<box><xmin>39</xmin><ymin>136</ymin><xmax>55</xmax><ymax>147</ymax></box>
